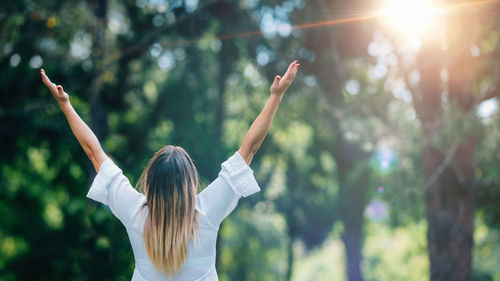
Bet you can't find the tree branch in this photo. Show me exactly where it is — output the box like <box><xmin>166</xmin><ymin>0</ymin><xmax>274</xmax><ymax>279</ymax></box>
<box><xmin>424</xmin><ymin>141</ymin><xmax>461</xmax><ymax>191</ymax></box>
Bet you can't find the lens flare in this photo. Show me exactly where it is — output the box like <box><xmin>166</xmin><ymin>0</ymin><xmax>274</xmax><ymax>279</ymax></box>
<box><xmin>365</xmin><ymin>200</ymin><xmax>389</xmax><ymax>221</ymax></box>
<box><xmin>377</xmin><ymin>186</ymin><xmax>385</xmax><ymax>194</ymax></box>
<box><xmin>371</xmin><ymin>147</ymin><xmax>399</xmax><ymax>175</ymax></box>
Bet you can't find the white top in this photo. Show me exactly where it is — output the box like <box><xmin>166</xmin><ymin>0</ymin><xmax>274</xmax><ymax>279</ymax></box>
<box><xmin>86</xmin><ymin>151</ymin><xmax>260</xmax><ymax>281</ymax></box>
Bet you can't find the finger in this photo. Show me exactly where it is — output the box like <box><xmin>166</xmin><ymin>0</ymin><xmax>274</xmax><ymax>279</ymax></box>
<box><xmin>282</xmin><ymin>61</ymin><xmax>298</xmax><ymax>81</ymax></box>
<box><xmin>40</xmin><ymin>69</ymin><xmax>54</xmax><ymax>87</ymax></box>
<box><xmin>282</xmin><ymin>69</ymin><xmax>295</xmax><ymax>83</ymax></box>
<box><xmin>287</xmin><ymin>60</ymin><xmax>298</xmax><ymax>72</ymax></box>
<box><xmin>281</xmin><ymin>67</ymin><xmax>292</xmax><ymax>82</ymax></box>
<box><xmin>57</xmin><ymin>85</ymin><xmax>64</xmax><ymax>96</ymax></box>
<box><xmin>290</xmin><ymin>61</ymin><xmax>300</xmax><ymax>76</ymax></box>
<box><xmin>40</xmin><ymin>69</ymin><xmax>48</xmax><ymax>82</ymax></box>
<box><xmin>290</xmin><ymin>63</ymin><xmax>299</xmax><ymax>77</ymax></box>
<box><xmin>283</xmin><ymin>61</ymin><xmax>296</xmax><ymax>78</ymax></box>
<box><xmin>272</xmin><ymin>75</ymin><xmax>281</xmax><ymax>87</ymax></box>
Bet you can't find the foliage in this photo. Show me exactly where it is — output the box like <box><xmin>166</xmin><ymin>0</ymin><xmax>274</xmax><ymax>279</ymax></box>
<box><xmin>1</xmin><ymin>0</ymin><xmax>500</xmax><ymax>280</ymax></box>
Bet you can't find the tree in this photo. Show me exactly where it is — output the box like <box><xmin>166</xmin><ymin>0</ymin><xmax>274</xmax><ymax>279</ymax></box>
<box><xmin>379</xmin><ymin>3</ymin><xmax>500</xmax><ymax>279</ymax></box>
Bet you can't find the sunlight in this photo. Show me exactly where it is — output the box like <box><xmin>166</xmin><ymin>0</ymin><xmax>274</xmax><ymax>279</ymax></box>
<box><xmin>379</xmin><ymin>0</ymin><xmax>440</xmax><ymax>35</ymax></box>
<box><xmin>477</xmin><ymin>98</ymin><xmax>499</xmax><ymax>120</ymax></box>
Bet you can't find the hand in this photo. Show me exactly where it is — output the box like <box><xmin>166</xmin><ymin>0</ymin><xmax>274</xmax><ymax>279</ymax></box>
<box><xmin>40</xmin><ymin>69</ymin><xmax>69</xmax><ymax>104</ymax></box>
<box><xmin>270</xmin><ymin>60</ymin><xmax>300</xmax><ymax>97</ymax></box>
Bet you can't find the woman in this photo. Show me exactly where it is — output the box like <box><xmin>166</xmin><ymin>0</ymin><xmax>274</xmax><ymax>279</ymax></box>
<box><xmin>40</xmin><ymin>60</ymin><xmax>299</xmax><ymax>280</ymax></box>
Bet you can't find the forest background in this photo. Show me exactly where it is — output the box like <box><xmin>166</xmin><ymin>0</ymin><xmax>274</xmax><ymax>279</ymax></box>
<box><xmin>1</xmin><ymin>0</ymin><xmax>500</xmax><ymax>280</ymax></box>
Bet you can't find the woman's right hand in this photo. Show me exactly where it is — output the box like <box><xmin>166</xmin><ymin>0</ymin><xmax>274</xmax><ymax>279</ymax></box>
<box><xmin>270</xmin><ymin>60</ymin><xmax>300</xmax><ymax>97</ymax></box>
<box><xmin>238</xmin><ymin>61</ymin><xmax>300</xmax><ymax>165</ymax></box>
<box><xmin>40</xmin><ymin>69</ymin><xmax>69</xmax><ymax>105</ymax></box>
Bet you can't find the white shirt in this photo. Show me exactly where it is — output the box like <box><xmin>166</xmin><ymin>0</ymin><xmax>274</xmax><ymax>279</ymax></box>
<box><xmin>86</xmin><ymin>151</ymin><xmax>260</xmax><ymax>281</ymax></box>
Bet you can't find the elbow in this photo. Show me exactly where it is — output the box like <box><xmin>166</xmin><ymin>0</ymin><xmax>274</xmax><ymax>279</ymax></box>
<box><xmin>243</xmin><ymin>153</ymin><xmax>253</xmax><ymax>166</ymax></box>
<box><xmin>249</xmin><ymin>143</ymin><xmax>261</xmax><ymax>157</ymax></box>
<box><xmin>245</xmin><ymin>148</ymin><xmax>256</xmax><ymax>165</ymax></box>
<box><xmin>238</xmin><ymin>148</ymin><xmax>254</xmax><ymax>166</ymax></box>
<box><xmin>83</xmin><ymin>144</ymin><xmax>98</xmax><ymax>162</ymax></box>
<box><xmin>246</xmin><ymin>144</ymin><xmax>256</xmax><ymax>155</ymax></box>
<box><xmin>243</xmin><ymin>145</ymin><xmax>259</xmax><ymax>158</ymax></box>
<box><xmin>85</xmin><ymin>148</ymin><xmax>105</xmax><ymax>173</ymax></box>
<box><xmin>85</xmin><ymin>148</ymin><xmax>96</xmax><ymax>163</ymax></box>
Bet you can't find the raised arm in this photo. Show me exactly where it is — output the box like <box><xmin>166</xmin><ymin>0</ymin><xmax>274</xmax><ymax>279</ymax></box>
<box><xmin>238</xmin><ymin>61</ymin><xmax>300</xmax><ymax>165</ymax></box>
<box><xmin>40</xmin><ymin>69</ymin><xmax>107</xmax><ymax>172</ymax></box>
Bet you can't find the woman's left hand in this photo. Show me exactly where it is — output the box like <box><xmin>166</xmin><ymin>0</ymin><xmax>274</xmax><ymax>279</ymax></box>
<box><xmin>40</xmin><ymin>69</ymin><xmax>69</xmax><ymax>104</ymax></box>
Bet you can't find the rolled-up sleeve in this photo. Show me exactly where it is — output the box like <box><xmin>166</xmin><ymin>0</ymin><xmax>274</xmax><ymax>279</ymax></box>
<box><xmin>197</xmin><ymin>151</ymin><xmax>260</xmax><ymax>228</ymax></box>
<box><xmin>87</xmin><ymin>158</ymin><xmax>146</xmax><ymax>227</ymax></box>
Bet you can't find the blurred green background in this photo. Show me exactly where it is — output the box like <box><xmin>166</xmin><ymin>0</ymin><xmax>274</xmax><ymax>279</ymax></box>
<box><xmin>1</xmin><ymin>0</ymin><xmax>500</xmax><ymax>280</ymax></box>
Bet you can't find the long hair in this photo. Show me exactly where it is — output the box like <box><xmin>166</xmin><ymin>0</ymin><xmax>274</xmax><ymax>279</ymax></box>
<box><xmin>137</xmin><ymin>145</ymin><xmax>199</xmax><ymax>276</ymax></box>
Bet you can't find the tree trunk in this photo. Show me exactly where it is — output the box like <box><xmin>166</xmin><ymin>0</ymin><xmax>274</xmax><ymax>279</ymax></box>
<box><xmin>285</xmin><ymin>236</ymin><xmax>295</xmax><ymax>281</ymax></box>
<box><xmin>417</xmin><ymin>39</ymin><xmax>476</xmax><ymax>281</ymax></box>
<box><xmin>335</xmin><ymin>135</ymin><xmax>369</xmax><ymax>281</ymax></box>
<box><xmin>308</xmin><ymin>34</ymin><xmax>369</xmax><ymax>281</ymax></box>
<box><xmin>89</xmin><ymin>0</ymin><xmax>109</xmax><ymax>146</ymax></box>
<box><xmin>340</xmin><ymin>198</ymin><xmax>364</xmax><ymax>281</ymax></box>
<box><xmin>423</xmin><ymin>146</ymin><xmax>475</xmax><ymax>281</ymax></box>
<box><xmin>338</xmin><ymin>172</ymin><xmax>368</xmax><ymax>281</ymax></box>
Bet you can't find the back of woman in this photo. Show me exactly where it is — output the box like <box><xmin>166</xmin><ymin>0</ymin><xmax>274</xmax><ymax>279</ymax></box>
<box><xmin>89</xmin><ymin>149</ymin><xmax>259</xmax><ymax>280</ymax></box>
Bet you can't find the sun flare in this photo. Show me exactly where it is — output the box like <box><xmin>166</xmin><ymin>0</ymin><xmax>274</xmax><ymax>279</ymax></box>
<box><xmin>379</xmin><ymin>0</ymin><xmax>441</xmax><ymax>35</ymax></box>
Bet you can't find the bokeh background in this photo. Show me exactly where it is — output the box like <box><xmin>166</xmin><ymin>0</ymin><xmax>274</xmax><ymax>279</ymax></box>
<box><xmin>1</xmin><ymin>0</ymin><xmax>500</xmax><ymax>280</ymax></box>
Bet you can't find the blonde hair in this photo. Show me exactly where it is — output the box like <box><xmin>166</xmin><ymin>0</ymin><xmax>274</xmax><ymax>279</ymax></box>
<box><xmin>137</xmin><ymin>145</ymin><xmax>199</xmax><ymax>276</ymax></box>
